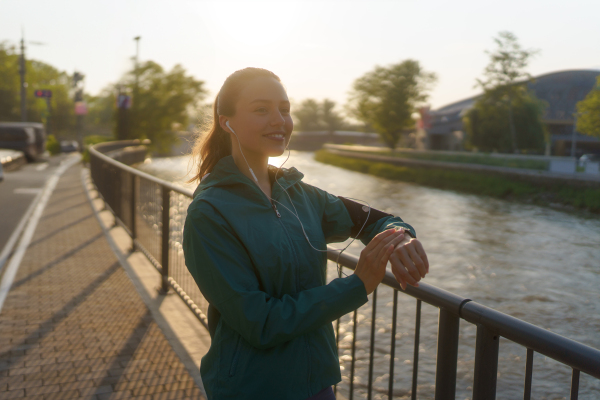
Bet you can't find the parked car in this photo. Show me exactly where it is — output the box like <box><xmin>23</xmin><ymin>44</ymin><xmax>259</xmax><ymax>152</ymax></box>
<box><xmin>578</xmin><ymin>153</ymin><xmax>600</xmax><ymax>168</ymax></box>
<box><xmin>0</xmin><ymin>122</ymin><xmax>46</xmax><ymax>161</ymax></box>
<box><xmin>60</xmin><ymin>140</ymin><xmax>79</xmax><ymax>153</ymax></box>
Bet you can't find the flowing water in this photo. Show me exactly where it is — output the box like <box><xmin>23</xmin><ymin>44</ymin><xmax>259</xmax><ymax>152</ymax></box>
<box><xmin>138</xmin><ymin>151</ymin><xmax>600</xmax><ymax>400</ymax></box>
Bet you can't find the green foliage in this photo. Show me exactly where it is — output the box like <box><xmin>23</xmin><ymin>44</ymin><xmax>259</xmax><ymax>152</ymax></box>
<box><xmin>0</xmin><ymin>42</ymin><xmax>76</xmax><ymax>137</ymax></box>
<box><xmin>293</xmin><ymin>98</ymin><xmax>346</xmax><ymax>133</ymax></box>
<box><xmin>576</xmin><ymin>75</ymin><xmax>600</xmax><ymax>138</ymax></box>
<box><xmin>315</xmin><ymin>150</ymin><xmax>600</xmax><ymax>213</ymax></box>
<box><xmin>85</xmin><ymin>89</ymin><xmax>116</xmax><ymax>135</ymax></box>
<box><xmin>127</xmin><ymin>61</ymin><xmax>207</xmax><ymax>153</ymax></box>
<box><xmin>81</xmin><ymin>135</ymin><xmax>113</xmax><ymax>163</ymax></box>
<box><xmin>344</xmin><ymin>147</ymin><xmax>549</xmax><ymax>170</ymax></box>
<box><xmin>45</xmin><ymin>134</ymin><xmax>61</xmax><ymax>155</ymax></box>
<box><xmin>293</xmin><ymin>99</ymin><xmax>321</xmax><ymax>131</ymax></box>
<box><xmin>347</xmin><ymin>59</ymin><xmax>437</xmax><ymax>150</ymax></box>
<box><xmin>470</xmin><ymin>32</ymin><xmax>543</xmax><ymax>153</ymax></box>
<box><xmin>464</xmin><ymin>89</ymin><xmax>547</xmax><ymax>152</ymax></box>
<box><xmin>90</xmin><ymin>61</ymin><xmax>207</xmax><ymax>153</ymax></box>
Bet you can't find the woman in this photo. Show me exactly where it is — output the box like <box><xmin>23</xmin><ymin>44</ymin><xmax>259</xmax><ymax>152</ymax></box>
<box><xmin>183</xmin><ymin>68</ymin><xmax>429</xmax><ymax>400</ymax></box>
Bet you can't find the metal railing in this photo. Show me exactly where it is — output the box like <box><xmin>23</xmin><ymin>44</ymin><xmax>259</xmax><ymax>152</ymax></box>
<box><xmin>89</xmin><ymin>142</ymin><xmax>600</xmax><ymax>400</ymax></box>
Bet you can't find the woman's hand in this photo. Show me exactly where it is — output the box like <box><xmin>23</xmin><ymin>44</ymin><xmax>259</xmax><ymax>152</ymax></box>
<box><xmin>354</xmin><ymin>228</ymin><xmax>406</xmax><ymax>295</ymax></box>
<box><xmin>389</xmin><ymin>234</ymin><xmax>429</xmax><ymax>290</ymax></box>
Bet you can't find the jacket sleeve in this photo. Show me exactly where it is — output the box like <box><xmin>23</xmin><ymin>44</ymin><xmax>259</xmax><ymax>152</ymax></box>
<box><xmin>307</xmin><ymin>184</ymin><xmax>417</xmax><ymax>244</ymax></box>
<box><xmin>183</xmin><ymin>201</ymin><xmax>368</xmax><ymax>351</ymax></box>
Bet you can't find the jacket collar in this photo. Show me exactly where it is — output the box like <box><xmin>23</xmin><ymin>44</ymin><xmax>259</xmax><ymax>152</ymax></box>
<box><xmin>193</xmin><ymin>155</ymin><xmax>304</xmax><ymax>198</ymax></box>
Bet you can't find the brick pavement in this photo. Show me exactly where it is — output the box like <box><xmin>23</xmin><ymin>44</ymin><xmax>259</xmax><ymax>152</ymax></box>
<box><xmin>0</xmin><ymin>163</ymin><xmax>203</xmax><ymax>399</ymax></box>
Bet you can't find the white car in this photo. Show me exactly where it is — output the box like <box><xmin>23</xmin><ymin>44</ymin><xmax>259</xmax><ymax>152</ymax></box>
<box><xmin>578</xmin><ymin>154</ymin><xmax>600</xmax><ymax>168</ymax></box>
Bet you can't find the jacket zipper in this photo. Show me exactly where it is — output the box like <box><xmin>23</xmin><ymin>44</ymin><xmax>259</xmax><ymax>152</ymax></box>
<box><xmin>271</xmin><ymin>201</ymin><xmax>281</xmax><ymax>218</ymax></box>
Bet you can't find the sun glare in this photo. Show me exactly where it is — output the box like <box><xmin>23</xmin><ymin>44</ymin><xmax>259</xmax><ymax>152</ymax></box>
<box><xmin>204</xmin><ymin>1</ymin><xmax>306</xmax><ymax>49</ymax></box>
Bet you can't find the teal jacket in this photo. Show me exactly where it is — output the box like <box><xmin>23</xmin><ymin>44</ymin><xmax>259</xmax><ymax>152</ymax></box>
<box><xmin>183</xmin><ymin>156</ymin><xmax>416</xmax><ymax>400</ymax></box>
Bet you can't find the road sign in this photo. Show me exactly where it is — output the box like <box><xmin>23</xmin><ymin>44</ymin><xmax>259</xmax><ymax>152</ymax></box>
<box><xmin>117</xmin><ymin>94</ymin><xmax>131</xmax><ymax>109</ymax></box>
<box><xmin>74</xmin><ymin>101</ymin><xmax>88</xmax><ymax>115</ymax></box>
<box><xmin>34</xmin><ymin>89</ymin><xmax>52</xmax><ymax>98</ymax></box>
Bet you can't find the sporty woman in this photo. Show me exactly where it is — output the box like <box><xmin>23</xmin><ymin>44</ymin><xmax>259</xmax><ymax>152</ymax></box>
<box><xmin>183</xmin><ymin>67</ymin><xmax>429</xmax><ymax>400</ymax></box>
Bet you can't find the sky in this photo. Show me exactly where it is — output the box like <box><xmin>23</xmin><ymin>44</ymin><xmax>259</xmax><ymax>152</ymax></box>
<box><xmin>1</xmin><ymin>0</ymin><xmax>599</xmax><ymax>112</ymax></box>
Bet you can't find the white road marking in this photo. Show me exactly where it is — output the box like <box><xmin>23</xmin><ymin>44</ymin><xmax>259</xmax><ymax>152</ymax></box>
<box><xmin>0</xmin><ymin>154</ymin><xmax>81</xmax><ymax>312</ymax></box>
<box><xmin>36</xmin><ymin>163</ymin><xmax>48</xmax><ymax>171</ymax></box>
<box><xmin>13</xmin><ymin>188</ymin><xmax>43</xmax><ymax>195</ymax></box>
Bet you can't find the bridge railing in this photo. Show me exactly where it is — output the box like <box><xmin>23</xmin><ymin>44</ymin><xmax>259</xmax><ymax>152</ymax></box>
<box><xmin>89</xmin><ymin>142</ymin><xmax>600</xmax><ymax>400</ymax></box>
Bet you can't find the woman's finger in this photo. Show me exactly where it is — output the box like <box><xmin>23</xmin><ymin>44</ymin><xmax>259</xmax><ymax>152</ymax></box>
<box><xmin>366</xmin><ymin>229</ymin><xmax>404</xmax><ymax>259</ymax></box>
<box><xmin>392</xmin><ymin>247</ymin><xmax>421</xmax><ymax>283</ymax></box>
<box><xmin>407</xmin><ymin>245</ymin><xmax>427</xmax><ymax>278</ymax></box>
<box><xmin>389</xmin><ymin>253</ymin><xmax>418</xmax><ymax>289</ymax></box>
<box><xmin>414</xmin><ymin>240</ymin><xmax>429</xmax><ymax>273</ymax></box>
<box><xmin>395</xmin><ymin>246</ymin><xmax>422</xmax><ymax>283</ymax></box>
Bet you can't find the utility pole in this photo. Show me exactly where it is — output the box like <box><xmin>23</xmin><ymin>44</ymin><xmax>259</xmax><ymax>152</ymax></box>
<box><xmin>72</xmin><ymin>72</ymin><xmax>85</xmax><ymax>151</ymax></box>
<box><xmin>18</xmin><ymin>29</ymin><xmax>46</xmax><ymax>123</ymax></box>
<box><xmin>133</xmin><ymin>36</ymin><xmax>141</xmax><ymax>139</ymax></box>
<box><xmin>19</xmin><ymin>33</ymin><xmax>27</xmax><ymax>122</ymax></box>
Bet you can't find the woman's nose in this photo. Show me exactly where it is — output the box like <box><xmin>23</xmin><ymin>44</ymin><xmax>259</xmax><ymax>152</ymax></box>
<box><xmin>270</xmin><ymin>111</ymin><xmax>286</xmax><ymax>126</ymax></box>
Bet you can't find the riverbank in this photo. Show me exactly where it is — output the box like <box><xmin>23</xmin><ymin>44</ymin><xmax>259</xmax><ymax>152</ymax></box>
<box><xmin>315</xmin><ymin>149</ymin><xmax>600</xmax><ymax>213</ymax></box>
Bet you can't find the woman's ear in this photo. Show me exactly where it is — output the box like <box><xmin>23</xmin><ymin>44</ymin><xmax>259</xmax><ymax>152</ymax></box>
<box><xmin>218</xmin><ymin>115</ymin><xmax>230</xmax><ymax>133</ymax></box>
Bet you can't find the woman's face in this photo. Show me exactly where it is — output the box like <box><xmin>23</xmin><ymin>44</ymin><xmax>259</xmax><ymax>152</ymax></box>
<box><xmin>220</xmin><ymin>76</ymin><xmax>293</xmax><ymax>161</ymax></box>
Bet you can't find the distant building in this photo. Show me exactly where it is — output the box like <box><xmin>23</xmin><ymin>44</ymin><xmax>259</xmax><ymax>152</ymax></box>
<box><xmin>426</xmin><ymin>70</ymin><xmax>600</xmax><ymax>155</ymax></box>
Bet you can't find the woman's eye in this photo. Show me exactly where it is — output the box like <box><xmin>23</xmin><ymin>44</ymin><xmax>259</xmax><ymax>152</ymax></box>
<box><xmin>255</xmin><ymin>107</ymin><xmax>268</xmax><ymax>113</ymax></box>
<box><xmin>280</xmin><ymin>109</ymin><xmax>290</xmax><ymax>114</ymax></box>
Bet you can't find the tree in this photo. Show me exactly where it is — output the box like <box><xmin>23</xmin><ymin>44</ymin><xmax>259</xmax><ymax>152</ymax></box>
<box><xmin>321</xmin><ymin>99</ymin><xmax>345</xmax><ymax>135</ymax></box>
<box><xmin>108</xmin><ymin>61</ymin><xmax>207</xmax><ymax>153</ymax></box>
<box><xmin>464</xmin><ymin>90</ymin><xmax>547</xmax><ymax>152</ymax></box>
<box><xmin>576</xmin><ymin>75</ymin><xmax>600</xmax><ymax>139</ymax></box>
<box><xmin>347</xmin><ymin>59</ymin><xmax>437</xmax><ymax>150</ymax></box>
<box><xmin>0</xmin><ymin>42</ymin><xmax>76</xmax><ymax>137</ymax></box>
<box><xmin>293</xmin><ymin>98</ymin><xmax>346</xmax><ymax>134</ymax></box>
<box><xmin>293</xmin><ymin>99</ymin><xmax>321</xmax><ymax>131</ymax></box>
<box><xmin>473</xmin><ymin>31</ymin><xmax>542</xmax><ymax>153</ymax></box>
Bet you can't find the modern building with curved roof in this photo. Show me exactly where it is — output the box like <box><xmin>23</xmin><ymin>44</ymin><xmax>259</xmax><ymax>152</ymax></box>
<box><xmin>426</xmin><ymin>69</ymin><xmax>600</xmax><ymax>155</ymax></box>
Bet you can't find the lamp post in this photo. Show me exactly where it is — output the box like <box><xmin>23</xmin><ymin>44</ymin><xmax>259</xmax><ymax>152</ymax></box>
<box><xmin>570</xmin><ymin>113</ymin><xmax>578</xmax><ymax>158</ymax></box>
<box><xmin>133</xmin><ymin>36</ymin><xmax>141</xmax><ymax>138</ymax></box>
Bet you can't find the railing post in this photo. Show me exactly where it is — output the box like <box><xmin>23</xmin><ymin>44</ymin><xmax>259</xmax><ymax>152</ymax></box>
<box><xmin>160</xmin><ymin>186</ymin><xmax>171</xmax><ymax>294</ymax></box>
<box><xmin>130</xmin><ymin>172</ymin><xmax>137</xmax><ymax>244</ymax></box>
<box><xmin>411</xmin><ymin>299</ymin><xmax>422</xmax><ymax>400</ymax></box>
<box><xmin>435</xmin><ymin>308</ymin><xmax>459</xmax><ymax>400</ymax></box>
<box><xmin>472</xmin><ymin>325</ymin><xmax>499</xmax><ymax>400</ymax></box>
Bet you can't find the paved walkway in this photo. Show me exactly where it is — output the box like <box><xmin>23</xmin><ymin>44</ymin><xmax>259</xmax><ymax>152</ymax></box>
<box><xmin>0</xmin><ymin>163</ymin><xmax>203</xmax><ymax>399</ymax></box>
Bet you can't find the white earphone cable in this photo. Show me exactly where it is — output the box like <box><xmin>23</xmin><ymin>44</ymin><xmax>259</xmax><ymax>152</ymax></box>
<box><xmin>227</xmin><ymin>122</ymin><xmax>373</xmax><ymax>277</ymax></box>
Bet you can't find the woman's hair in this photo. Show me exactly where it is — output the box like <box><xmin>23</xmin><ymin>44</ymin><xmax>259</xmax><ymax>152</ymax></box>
<box><xmin>188</xmin><ymin>67</ymin><xmax>281</xmax><ymax>183</ymax></box>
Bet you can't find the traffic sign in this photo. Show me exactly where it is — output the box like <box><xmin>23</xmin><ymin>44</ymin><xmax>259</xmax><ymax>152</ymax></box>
<box><xmin>75</xmin><ymin>101</ymin><xmax>88</xmax><ymax>115</ymax></box>
<box><xmin>34</xmin><ymin>90</ymin><xmax>52</xmax><ymax>98</ymax></box>
<box><xmin>117</xmin><ymin>94</ymin><xmax>131</xmax><ymax>109</ymax></box>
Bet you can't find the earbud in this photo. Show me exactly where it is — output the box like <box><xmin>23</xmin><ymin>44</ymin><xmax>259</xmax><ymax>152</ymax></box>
<box><xmin>225</xmin><ymin>117</ymin><xmax>370</xmax><ymax>276</ymax></box>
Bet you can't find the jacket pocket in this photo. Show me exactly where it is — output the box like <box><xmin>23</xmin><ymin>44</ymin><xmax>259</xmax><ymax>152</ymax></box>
<box><xmin>228</xmin><ymin>335</ymin><xmax>242</xmax><ymax>377</ymax></box>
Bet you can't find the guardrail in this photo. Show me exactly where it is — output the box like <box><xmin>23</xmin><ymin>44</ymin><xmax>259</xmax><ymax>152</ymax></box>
<box><xmin>89</xmin><ymin>142</ymin><xmax>600</xmax><ymax>400</ymax></box>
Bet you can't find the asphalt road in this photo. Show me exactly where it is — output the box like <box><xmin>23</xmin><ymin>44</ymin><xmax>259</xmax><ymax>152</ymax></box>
<box><xmin>0</xmin><ymin>154</ymin><xmax>70</xmax><ymax>255</ymax></box>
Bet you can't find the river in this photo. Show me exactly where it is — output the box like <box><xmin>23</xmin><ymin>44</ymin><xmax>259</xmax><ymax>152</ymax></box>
<box><xmin>138</xmin><ymin>151</ymin><xmax>600</xmax><ymax>400</ymax></box>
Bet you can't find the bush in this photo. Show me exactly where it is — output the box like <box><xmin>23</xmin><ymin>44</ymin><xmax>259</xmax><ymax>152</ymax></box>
<box><xmin>46</xmin><ymin>135</ymin><xmax>61</xmax><ymax>155</ymax></box>
<box><xmin>314</xmin><ymin>150</ymin><xmax>600</xmax><ymax>213</ymax></box>
<box><xmin>82</xmin><ymin>135</ymin><xmax>113</xmax><ymax>163</ymax></box>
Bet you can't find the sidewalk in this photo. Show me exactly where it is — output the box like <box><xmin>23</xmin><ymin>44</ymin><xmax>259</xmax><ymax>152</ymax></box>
<box><xmin>0</xmin><ymin>162</ymin><xmax>205</xmax><ymax>399</ymax></box>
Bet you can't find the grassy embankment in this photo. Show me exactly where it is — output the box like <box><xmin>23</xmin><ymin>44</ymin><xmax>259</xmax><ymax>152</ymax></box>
<box><xmin>315</xmin><ymin>150</ymin><xmax>600</xmax><ymax>213</ymax></box>
<box><xmin>340</xmin><ymin>147</ymin><xmax>550</xmax><ymax>170</ymax></box>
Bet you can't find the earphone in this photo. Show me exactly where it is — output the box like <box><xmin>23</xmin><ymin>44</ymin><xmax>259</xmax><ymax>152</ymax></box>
<box><xmin>225</xmin><ymin>119</ymin><xmax>372</xmax><ymax>276</ymax></box>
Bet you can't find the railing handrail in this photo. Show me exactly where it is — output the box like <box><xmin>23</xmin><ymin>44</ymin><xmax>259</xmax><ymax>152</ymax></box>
<box><xmin>90</xmin><ymin>142</ymin><xmax>194</xmax><ymax>198</ymax></box>
<box><xmin>334</xmin><ymin>251</ymin><xmax>600</xmax><ymax>380</ymax></box>
<box><xmin>90</xmin><ymin>143</ymin><xmax>600</xmax><ymax>397</ymax></box>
